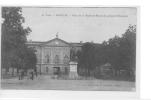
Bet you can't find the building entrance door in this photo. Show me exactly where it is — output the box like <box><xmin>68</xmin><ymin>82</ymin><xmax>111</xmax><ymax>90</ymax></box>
<box><xmin>53</xmin><ymin>67</ymin><xmax>60</xmax><ymax>75</ymax></box>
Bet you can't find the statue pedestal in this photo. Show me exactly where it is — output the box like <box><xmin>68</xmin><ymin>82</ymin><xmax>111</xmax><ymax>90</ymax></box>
<box><xmin>69</xmin><ymin>61</ymin><xmax>78</xmax><ymax>79</ymax></box>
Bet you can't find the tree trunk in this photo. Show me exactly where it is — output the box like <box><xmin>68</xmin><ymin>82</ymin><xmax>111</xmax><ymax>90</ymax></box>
<box><xmin>40</xmin><ymin>64</ymin><xmax>42</xmax><ymax>75</ymax></box>
<box><xmin>6</xmin><ymin>67</ymin><xmax>9</xmax><ymax>75</ymax></box>
<box><xmin>5</xmin><ymin>68</ymin><xmax>7</xmax><ymax>75</ymax></box>
<box><xmin>117</xmin><ymin>70</ymin><xmax>120</xmax><ymax>76</ymax></box>
<box><xmin>12</xmin><ymin>67</ymin><xmax>14</xmax><ymax>76</ymax></box>
<box><xmin>114</xmin><ymin>69</ymin><xmax>119</xmax><ymax>76</ymax></box>
<box><xmin>17</xmin><ymin>68</ymin><xmax>19</xmax><ymax>75</ymax></box>
<box><xmin>112</xmin><ymin>69</ymin><xmax>116</xmax><ymax>76</ymax></box>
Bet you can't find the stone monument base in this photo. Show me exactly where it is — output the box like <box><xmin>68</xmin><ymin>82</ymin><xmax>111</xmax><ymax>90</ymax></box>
<box><xmin>69</xmin><ymin>72</ymin><xmax>78</xmax><ymax>79</ymax></box>
<box><xmin>69</xmin><ymin>61</ymin><xmax>78</xmax><ymax>79</ymax></box>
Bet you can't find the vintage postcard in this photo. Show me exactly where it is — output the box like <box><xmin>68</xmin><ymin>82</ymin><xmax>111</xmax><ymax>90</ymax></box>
<box><xmin>1</xmin><ymin>7</ymin><xmax>138</xmax><ymax>92</ymax></box>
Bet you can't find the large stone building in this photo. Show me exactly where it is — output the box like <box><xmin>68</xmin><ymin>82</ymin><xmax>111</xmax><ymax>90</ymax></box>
<box><xmin>27</xmin><ymin>35</ymin><xmax>82</xmax><ymax>76</ymax></box>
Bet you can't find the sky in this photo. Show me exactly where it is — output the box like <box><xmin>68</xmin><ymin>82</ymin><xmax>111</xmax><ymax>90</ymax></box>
<box><xmin>22</xmin><ymin>7</ymin><xmax>137</xmax><ymax>43</ymax></box>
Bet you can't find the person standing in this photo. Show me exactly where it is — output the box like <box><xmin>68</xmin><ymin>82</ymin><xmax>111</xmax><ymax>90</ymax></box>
<box><xmin>31</xmin><ymin>71</ymin><xmax>34</xmax><ymax>80</ymax></box>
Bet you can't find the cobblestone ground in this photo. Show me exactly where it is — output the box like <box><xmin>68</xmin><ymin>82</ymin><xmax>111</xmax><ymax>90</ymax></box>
<box><xmin>1</xmin><ymin>75</ymin><xmax>135</xmax><ymax>91</ymax></box>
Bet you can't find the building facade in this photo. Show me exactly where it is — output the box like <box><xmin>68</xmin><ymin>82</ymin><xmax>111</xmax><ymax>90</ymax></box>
<box><xmin>27</xmin><ymin>35</ymin><xmax>82</xmax><ymax>75</ymax></box>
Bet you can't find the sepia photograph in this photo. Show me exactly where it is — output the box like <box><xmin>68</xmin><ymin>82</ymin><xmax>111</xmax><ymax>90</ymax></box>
<box><xmin>1</xmin><ymin>7</ymin><xmax>137</xmax><ymax>91</ymax></box>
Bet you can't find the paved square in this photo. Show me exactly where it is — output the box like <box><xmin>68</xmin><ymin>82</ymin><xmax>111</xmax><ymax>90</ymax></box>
<box><xmin>1</xmin><ymin>75</ymin><xmax>135</xmax><ymax>91</ymax></box>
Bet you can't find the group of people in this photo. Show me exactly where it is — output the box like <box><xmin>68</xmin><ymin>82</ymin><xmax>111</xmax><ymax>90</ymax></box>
<box><xmin>18</xmin><ymin>69</ymin><xmax>37</xmax><ymax>80</ymax></box>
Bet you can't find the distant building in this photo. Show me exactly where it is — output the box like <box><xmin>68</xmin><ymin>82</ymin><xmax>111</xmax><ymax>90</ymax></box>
<box><xmin>26</xmin><ymin>34</ymin><xmax>82</xmax><ymax>75</ymax></box>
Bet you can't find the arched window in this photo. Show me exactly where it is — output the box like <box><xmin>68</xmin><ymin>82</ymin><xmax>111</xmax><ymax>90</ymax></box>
<box><xmin>63</xmin><ymin>55</ymin><xmax>69</xmax><ymax>65</ymax></box>
<box><xmin>45</xmin><ymin>54</ymin><xmax>49</xmax><ymax>63</ymax></box>
<box><xmin>54</xmin><ymin>55</ymin><xmax>60</xmax><ymax>64</ymax></box>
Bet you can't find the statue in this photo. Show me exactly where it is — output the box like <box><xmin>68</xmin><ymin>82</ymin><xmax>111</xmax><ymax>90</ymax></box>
<box><xmin>56</xmin><ymin>32</ymin><xmax>59</xmax><ymax>38</ymax></box>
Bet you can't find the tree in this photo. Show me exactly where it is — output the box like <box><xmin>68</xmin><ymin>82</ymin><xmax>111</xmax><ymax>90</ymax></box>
<box><xmin>22</xmin><ymin>48</ymin><xmax>37</xmax><ymax>70</ymax></box>
<box><xmin>77</xmin><ymin>42</ymin><xmax>97</xmax><ymax>76</ymax></box>
<box><xmin>105</xmin><ymin>25</ymin><xmax>136</xmax><ymax>78</ymax></box>
<box><xmin>120</xmin><ymin>25</ymin><xmax>136</xmax><ymax>77</ymax></box>
<box><xmin>77</xmin><ymin>25</ymin><xmax>136</xmax><ymax>80</ymax></box>
<box><xmin>1</xmin><ymin>7</ymin><xmax>36</xmax><ymax>77</ymax></box>
<box><xmin>107</xmin><ymin>36</ymin><xmax>121</xmax><ymax>75</ymax></box>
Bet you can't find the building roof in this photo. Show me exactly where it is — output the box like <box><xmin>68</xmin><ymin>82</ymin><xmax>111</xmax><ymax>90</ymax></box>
<box><xmin>26</xmin><ymin>41</ymin><xmax>44</xmax><ymax>46</ymax></box>
<box><xmin>26</xmin><ymin>38</ymin><xmax>83</xmax><ymax>47</ymax></box>
<box><xmin>70</xmin><ymin>43</ymin><xmax>83</xmax><ymax>47</ymax></box>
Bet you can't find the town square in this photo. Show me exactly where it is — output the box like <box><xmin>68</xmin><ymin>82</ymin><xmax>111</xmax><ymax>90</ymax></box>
<box><xmin>1</xmin><ymin>7</ymin><xmax>136</xmax><ymax>91</ymax></box>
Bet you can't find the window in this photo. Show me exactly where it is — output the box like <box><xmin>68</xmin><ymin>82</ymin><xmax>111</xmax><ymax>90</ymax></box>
<box><xmin>63</xmin><ymin>55</ymin><xmax>69</xmax><ymax>65</ymax></box>
<box><xmin>54</xmin><ymin>55</ymin><xmax>60</xmax><ymax>64</ymax></box>
<box><xmin>45</xmin><ymin>54</ymin><xmax>50</xmax><ymax>63</ymax></box>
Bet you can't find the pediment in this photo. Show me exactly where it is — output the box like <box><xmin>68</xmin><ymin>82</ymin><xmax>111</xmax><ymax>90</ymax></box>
<box><xmin>42</xmin><ymin>38</ymin><xmax>70</xmax><ymax>47</ymax></box>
